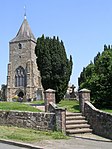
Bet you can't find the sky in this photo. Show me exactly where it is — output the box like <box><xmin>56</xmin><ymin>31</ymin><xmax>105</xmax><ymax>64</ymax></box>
<box><xmin>1</xmin><ymin>0</ymin><xmax>112</xmax><ymax>89</ymax></box>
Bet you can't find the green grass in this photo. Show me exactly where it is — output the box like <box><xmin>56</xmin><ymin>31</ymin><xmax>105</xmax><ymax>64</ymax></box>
<box><xmin>0</xmin><ymin>102</ymin><xmax>41</xmax><ymax>112</ymax></box>
<box><xmin>100</xmin><ymin>109</ymin><xmax>112</xmax><ymax>113</ymax></box>
<box><xmin>0</xmin><ymin>126</ymin><xmax>67</xmax><ymax>143</ymax></box>
<box><xmin>30</xmin><ymin>100</ymin><xmax>44</xmax><ymax>105</ymax></box>
<box><xmin>57</xmin><ymin>99</ymin><xmax>80</xmax><ymax>112</ymax></box>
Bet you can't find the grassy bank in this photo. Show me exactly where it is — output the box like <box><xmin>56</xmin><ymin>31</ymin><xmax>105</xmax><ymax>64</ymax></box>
<box><xmin>0</xmin><ymin>102</ymin><xmax>41</xmax><ymax>112</ymax></box>
<box><xmin>0</xmin><ymin>126</ymin><xmax>67</xmax><ymax>143</ymax></box>
<box><xmin>58</xmin><ymin>99</ymin><xmax>80</xmax><ymax>112</ymax></box>
<box><xmin>100</xmin><ymin>109</ymin><xmax>112</xmax><ymax>113</ymax></box>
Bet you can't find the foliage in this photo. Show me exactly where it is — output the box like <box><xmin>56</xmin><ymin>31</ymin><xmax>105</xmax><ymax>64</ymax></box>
<box><xmin>35</xmin><ymin>35</ymin><xmax>73</xmax><ymax>103</ymax></box>
<box><xmin>57</xmin><ymin>99</ymin><xmax>80</xmax><ymax>112</ymax></box>
<box><xmin>1</xmin><ymin>84</ymin><xmax>7</xmax><ymax>100</ymax></box>
<box><xmin>78</xmin><ymin>45</ymin><xmax>112</xmax><ymax>108</ymax></box>
<box><xmin>0</xmin><ymin>102</ymin><xmax>41</xmax><ymax>112</ymax></box>
<box><xmin>0</xmin><ymin>126</ymin><xmax>67</xmax><ymax>143</ymax></box>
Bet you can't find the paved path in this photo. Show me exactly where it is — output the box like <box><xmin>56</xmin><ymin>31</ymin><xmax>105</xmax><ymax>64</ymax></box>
<box><xmin>0</xmin><ymin>134</ymin><xmax>111</xmax><ymax>149</ymax></box>
<box><xmin>0</xmin><ymin>142</ymin><xmax>27</xmax><ymax>149</ymax></box>
<box><xmin>36</xmin><ymin>105</ymin><xmax>45</xmax><ymax>111</ymax></box>
<box><xmin>33</xmin><ymin>134</ymin><xmax>111</xmax><ymax>149</ymax></box>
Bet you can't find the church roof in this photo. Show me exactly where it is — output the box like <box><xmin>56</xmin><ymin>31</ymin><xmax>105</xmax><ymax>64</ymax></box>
<box><xmin>10</xmin><ymin>18</ymin><xmax>36</xmax><ymax>43</ymax></box>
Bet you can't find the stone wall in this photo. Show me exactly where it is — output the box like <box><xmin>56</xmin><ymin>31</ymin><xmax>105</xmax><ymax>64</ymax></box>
<box><xmin>0</xmin><ymin>110</ymin><xmax>55</xmax><ymax>131</ymax></box>
<box><xmin>48</xmin><ymin>102</ymin><xmax>66</xmax><ymax>134</ymax></box>
<box><xmin>84</xmin><ymin>101</ymin><xmax>112</xmax><ymax>139</ymax></box>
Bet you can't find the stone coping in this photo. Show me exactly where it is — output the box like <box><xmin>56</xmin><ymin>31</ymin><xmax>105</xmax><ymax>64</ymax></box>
<box><xmin>85</xmin><ymin>101</ymin><xmax>112</xmax><ymax>115</ymax></box>
<box><xmin>49</xmin><ymin>102</ymin><xmax>66</xmax><ymax>111</ymax></box>
<box><xmin>0</xmin><ymin>110</ymin><xmax>54</xmax><ymax>115</ymax></box>
<box><xmin>79</xmin><ymin>88</ymin><xmax>91</xmax><ymax>93</ymax></box>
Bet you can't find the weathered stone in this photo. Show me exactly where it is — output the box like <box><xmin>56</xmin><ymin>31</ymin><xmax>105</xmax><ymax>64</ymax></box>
<box><xmin>48</xmin><ymin>102</ymin><xmax>66</xmax><ymax>133</ymax></box>
<box><xmin>44</xmin><ymin>89</ymin><xmax>56</xmax><ymax>112</ymax></box>
<box><xmin>0</xmin><ymin>111</ymin><xmax>55</xmax><ymax>131</ymax></box>
<box><xmin>79</xmin><ymin>88</ymin><xmax>91</xmax><ymax>114</ymax></box>
<box><xmin>84</xmin><ymin>101</ymin><xmax>112</xmax><ymax>139</ymax></box>
<box><xmin>6</xmin><ymin>18</ymin><xmax>43</xmax><ymax>100</ymax></box>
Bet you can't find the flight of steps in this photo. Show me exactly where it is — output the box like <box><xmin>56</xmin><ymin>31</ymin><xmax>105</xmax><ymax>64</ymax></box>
<box><xmin>66</xmin><ymin>112</ymin><xmax>92</xmax><ymax>136</ymax></box>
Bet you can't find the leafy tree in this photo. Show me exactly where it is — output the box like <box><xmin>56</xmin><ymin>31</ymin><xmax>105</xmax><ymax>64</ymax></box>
<box><xmin>78</xmin><ymin>45</ymin><xmax>112</xmax><ymax>108</ymax></box>
<box><xmin>35</xmin><ymin>35</ymin><xmax>73</xmax><ymax>103</ymax></box>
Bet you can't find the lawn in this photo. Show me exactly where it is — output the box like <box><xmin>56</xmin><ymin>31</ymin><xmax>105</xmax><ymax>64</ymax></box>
<box><xmin>57</xmin><ymin>99</ymin><xmax>112</xmax><ymax>114</ymax></box>
<box><xmin>0</xmin><ymin>126</ymin><xmax>67</xmax><ymax>143</ymax></box>
<box><xmin>100</xmin><ymin>109</ymin><xmax>112</xmax><ymax>113</ymax></box>
<box><xmin>57</xmin><ymin>99</ymin><xmax>80</xmax><ymax>112</ymax></box>
<box><xmin>0</xmin><ymin>102</ymin><xmax>41</xmax><ymax>112</ymax></box>
<box><xmin>30</xmin><ymin>100</ymin><xmax>44</xmax><ymax>105</ymax></box>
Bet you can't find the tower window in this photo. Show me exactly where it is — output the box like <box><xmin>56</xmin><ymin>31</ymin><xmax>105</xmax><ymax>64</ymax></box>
<box><xmin>18</xmin><ymin>43</ymin><xmax>22</xmax><ymax>49</ymax></box>
<box><xmin>15</xmin><ymin>66</ymin><xmax>26</xmax><ymax>87</ymax></box>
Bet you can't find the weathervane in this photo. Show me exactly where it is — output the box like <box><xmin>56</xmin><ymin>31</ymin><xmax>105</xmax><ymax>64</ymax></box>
<box><xmin>24</xmin><ymin>6</ymin><xmax>26</xmax><ymax>19</ymax></box>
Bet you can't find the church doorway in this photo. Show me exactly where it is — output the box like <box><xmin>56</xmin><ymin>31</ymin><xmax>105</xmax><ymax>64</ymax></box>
<box><xmin>18</xmin><ymin>91</ymin><xmax>24</xmax><ymax>98</ymax></box>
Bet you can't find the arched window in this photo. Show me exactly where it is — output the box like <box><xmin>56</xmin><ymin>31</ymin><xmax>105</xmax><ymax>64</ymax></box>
<box><xmin>18</xmin><ymin>43</ymin><xmax>22</xmax><ymax>49</ymax></box>
<box><xmin>15</xmin><ymin>66</ymin><xmax>26</xmax><ymax>87</ymax></box>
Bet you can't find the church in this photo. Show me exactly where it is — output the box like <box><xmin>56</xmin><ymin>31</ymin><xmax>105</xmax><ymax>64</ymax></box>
<box><xmin>6</xmin><ymin>15</ymin><xmax>43</xmax><ymax>101</ymax></box>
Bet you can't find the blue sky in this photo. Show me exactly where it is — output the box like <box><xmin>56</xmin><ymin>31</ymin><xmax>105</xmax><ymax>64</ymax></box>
<box><xmin>1</xmin><ymin>0</ymin><xmax>112</xmax><ymax>88</ymax></box>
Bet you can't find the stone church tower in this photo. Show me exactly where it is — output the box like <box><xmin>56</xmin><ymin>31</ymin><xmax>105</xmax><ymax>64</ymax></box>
<box><xmin>7</xmin><ymin>17</ymin><xmax>43</xmax><ymax>101</ymax></box>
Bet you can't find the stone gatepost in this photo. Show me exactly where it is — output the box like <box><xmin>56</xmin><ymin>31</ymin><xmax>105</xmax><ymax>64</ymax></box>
<box><xmin>55</xmin><ymin>108</ymin><xmax>66</xmax><ymax>134</ymax></box>
<box><xmin>79</xmin><ymin>88</ymin><xmax>91</xmax><ymax>114</ymax></box>
<box><xmin>44</xmin><ymin>89</ymin><xmax>56</xmax><ymax>112</ymax></box>
<box><xmin>48</xmin><ymin>102</ymin><xmax>66</xmax><ymax>134</ymax></box>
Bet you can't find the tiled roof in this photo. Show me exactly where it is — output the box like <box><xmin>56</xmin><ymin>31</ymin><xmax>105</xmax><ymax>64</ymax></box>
<box><xmin>10</xmin><ymin>18</ymin><xmax>36</xmax><ymax>43</ymax></box>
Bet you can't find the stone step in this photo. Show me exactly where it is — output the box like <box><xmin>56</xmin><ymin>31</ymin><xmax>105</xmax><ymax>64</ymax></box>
<box><xmin>66</xmin><ymin>112</ymin><xmax>82</xmax><ymax>117</ymax></box>
<box><xmin>66</xmin><ymin>124</ymin><xmax>90</xmax><ymax>129</ymax></box>
<box><xmin>66</xmin><ymin>120</ymin><xmax>88</xmax><ymax>125</ymax></box>
<box><xmin>66</xmin><ymin>116</ymin><xmax>85</xmax><ymax>121</ymax></box>
<box><xmin>66</xmin><ymin>111</ymin><xmax>93</xmax><ymax>135</ymax></box>
<box><xmin>66</xmin><ymin>128</ymin><xmax>92</xmax><ymax>134</ymax></box>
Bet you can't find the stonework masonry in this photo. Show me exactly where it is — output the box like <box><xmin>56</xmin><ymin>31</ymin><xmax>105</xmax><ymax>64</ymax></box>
<box><xmin>44</xmin><ymin>89</ymin><xmax>56</xmax><ymax>112</ymax></box>
<box><xmin>0</xmin><ymin>107</ymin><xmax>66</xmax><ymax>133</ymax></box>
<box><xmin>79</xmin><ymin>88</ymin><xmax>90</xmax><ymax>114</ymax></box>
<box><xmin>79</xmin><ymin>88</ymin><xmax>112</xmax><ymax>140</ymax></box>
<box><xmin>48</xmin><ymin>102</ymin><xmax>66</xmax><ymax>133</ymax></box>
<box><xmin>7</xmin><ymin>18</ymin><xmax>43</xmax><ymax>100</ymax></box>
<box><xmin>0</xmin><ymin>110</ymin><xmax>55</xmax><ymax>131</ymax></box>
<box><xmin>84</xmin><ymin>101</ymin><xmax>112</xmax><ymax>140</ymax></box>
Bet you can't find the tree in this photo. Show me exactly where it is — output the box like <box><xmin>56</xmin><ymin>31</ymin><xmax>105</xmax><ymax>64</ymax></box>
<box><xmin>78</xmin><ymin>45</ymin><xmax>112</xmax><ymax>108</ymax></box>
<box><xmin>1</xmin><ymin>84</ymin><xmax>7</xmax><ymax>100</ymax></box>
<box><xmin>35</xmin><ymin>35</ymin><xmax>73</xmax><ymax>103</ymax></box>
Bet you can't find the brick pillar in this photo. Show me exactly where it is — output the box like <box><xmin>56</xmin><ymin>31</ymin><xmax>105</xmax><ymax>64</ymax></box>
<box><xmin>79</xmin><ymin>88</ymin><xmax>91</xmax><ymax>114</ymax></box>
<box><xmin>44</xmin><ymin>89</ymin><xmax>56</xmax><ymax>112</ymax></box>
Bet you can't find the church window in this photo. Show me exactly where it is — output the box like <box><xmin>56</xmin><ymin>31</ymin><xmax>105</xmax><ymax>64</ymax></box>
<box><xmin>38</xmin><ymin>76</ymin><xmax>41</xmax><ymax>87</ymax></box>
<box><xmin>15</xmin><ymin>66</ymin><xmax>26</xmax><ymax>87</ymax></box>
<box><xmin>18</xmin><ymin>43</ymin><xmax>22</xmax><ymax>49</ymax></box>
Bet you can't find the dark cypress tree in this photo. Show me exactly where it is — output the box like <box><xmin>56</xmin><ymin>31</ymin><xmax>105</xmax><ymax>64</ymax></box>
<box><xmin>35</xmin><ymin>35</ymin><xmax>73</xmax><ymax>103</ymax></box>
